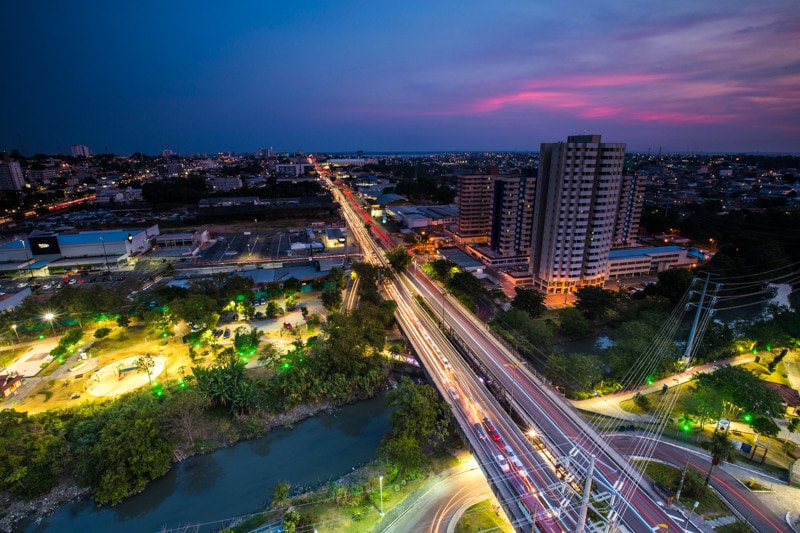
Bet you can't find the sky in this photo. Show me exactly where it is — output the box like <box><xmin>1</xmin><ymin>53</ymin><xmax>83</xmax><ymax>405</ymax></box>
<box><xmin>2</xmin><ymin>1</ymin><xmax>800</xmax><ymax>155</ymax></box>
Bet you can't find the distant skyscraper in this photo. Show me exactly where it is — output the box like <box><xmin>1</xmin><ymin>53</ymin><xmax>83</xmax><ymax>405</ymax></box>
<box><xmin>489</xmin><ymin>174</ymin><xmax>536</xmax><ymax>257</ymax></box>
<box><xmin>456</xmin><ymin>170</ymin><xmax>496</xmax><ymax>242</ymax></box>
<box><xmin>613</xmin><ymin>174</ymin><xmax>645</xmax><ymax>248</ymax></box>
<box><xmin>530</xmin><ymin>135</ymin><xmax>626</xmax><ymax>294</ymax></box>
<box><xmin>70</xmin><ymin>144</ymin><xmax>92</xmax><ymax>157</ymax></box>
<box><xmin>0</xmin><ymin>154</ymin><xmax>25</xmax><ymax>190</ymax></box>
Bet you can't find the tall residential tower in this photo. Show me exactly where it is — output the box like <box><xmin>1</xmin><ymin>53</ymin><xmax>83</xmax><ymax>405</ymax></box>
<box><xmin>530</xmin><ymin>135</ymin><xmax>626</xmax><ymax>294</ymax></box>
<box><xmin>456</xmin><ymin>170</ymin><xmax>495</xmax><ymax>242</ymax></box>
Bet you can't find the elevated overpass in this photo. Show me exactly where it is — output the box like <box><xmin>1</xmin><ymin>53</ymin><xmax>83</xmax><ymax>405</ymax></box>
<box><xmin>329</xmin><ymin>174</ymin><xmax>685</xmax><ymax>532</ymax></box>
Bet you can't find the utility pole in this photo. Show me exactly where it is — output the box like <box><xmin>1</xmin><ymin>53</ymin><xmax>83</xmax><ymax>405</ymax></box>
<box><xmin>675</xmin><ymin>461</ymin><xmax>689</xmax><ymax>502</ymax></box>
<box><xmin>682</xmin><ymin>271</ymin><xmax>721</xmax><ymax>366</ymax></box>
<box><xmin>576</xmin><ymin>455</ymin><xmax>596</xmax><ymax>532</ymax></box>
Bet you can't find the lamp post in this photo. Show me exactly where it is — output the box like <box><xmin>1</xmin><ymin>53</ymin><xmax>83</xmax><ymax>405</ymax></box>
<box><xmin>43</xmin><ymin>313</ymin><xmax>56</xmax><ymax>336</ymax></box>
<box><xmin>99</xmin><ymin>236</ymin><xmax>109</xmax><ymax>273</ymax></box>
<box><xmin>379</xmin><ymin>475</ymin><xmax>384</xmax><ymax>516</ymax></box>
<box><xmin>20</xmin><ymin>239</ymin><xmax>34</xmax><ymax>279</ymax></box>
<box><xmin>11</xmin><ymin>324</ymin><xmax>20</xmax><ymax>343</ymax></box>
<box><xmin>684</xmin><ymin>500</ymin><xmax>699</xmax><ymax>528</ymax></box>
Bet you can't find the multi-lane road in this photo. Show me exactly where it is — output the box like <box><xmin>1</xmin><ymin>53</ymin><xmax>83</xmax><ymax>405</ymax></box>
<box><xmin>328</xmin><ymin>174</ymin><xmax>684</xmax><ymax>531</ymax></box>
<box><xmin>321</xmin><ymin>170</ymin><xmax>790</xmax><ymax>533</ymax></box>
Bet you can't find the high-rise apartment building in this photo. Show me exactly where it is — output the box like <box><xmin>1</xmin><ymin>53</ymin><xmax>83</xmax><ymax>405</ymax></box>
<box><xmin>70</xmin><ymin>144</ymin><xmax>92</xmax><ymax>157</ymax></box>
<box><xmin>613</xmin><ymin>174</ymin><xmax>645</xmax><ymax>248</ymax></box>
<box><xmin>530</xmin><ymin>134</ymin><xmax>626</xmax><ymax>294</ymax></box>
<box><xmin>0</xmin><ymin>156</ymin><xmax>25</xmax><ymax>190</ymax></box>
<box><xmin>456</xmin><ymin>171</ymin><xmax>495</xmax><ymax>242</ymax></box>
<box><xmin>489</xmin><ymin>174</ymin><xmax>536</xmax><ymax>257</ymax></box>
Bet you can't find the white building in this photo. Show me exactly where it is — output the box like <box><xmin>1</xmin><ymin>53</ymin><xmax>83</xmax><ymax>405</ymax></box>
<box><xmin>70</xmin><ymin>144</ymin><xmax>92</xmax><ymax>157</ymax></box>
<box><xmin>0</xmin><ymin>160</ymin><xmax>25</xmax><ymax>190</ymax></box>
<box><xmin>530</xmin><ymin>135</ymin><xmax>626</xmax><ymax>294</ymax></box>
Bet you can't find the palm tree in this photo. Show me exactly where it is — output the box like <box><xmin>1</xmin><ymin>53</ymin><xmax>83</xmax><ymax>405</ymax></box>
<box><xmin>270</xmin><ymin>480</ymin><xmax>292</xmax><ymax>509</ymax></box>
<box><xmin>701</xmin><ymin>431</ymin><xmax>737</xmax><ymax>485</ymax></box>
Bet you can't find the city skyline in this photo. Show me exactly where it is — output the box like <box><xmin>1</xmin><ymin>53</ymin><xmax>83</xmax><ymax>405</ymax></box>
<box><xmin>2</xmin><ymin>1</ymin><xmax>799</xmax><ymax>155</ymax></box>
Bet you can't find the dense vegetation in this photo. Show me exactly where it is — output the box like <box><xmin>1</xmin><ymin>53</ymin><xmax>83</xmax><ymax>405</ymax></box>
<box><xmin>0</xmin><ymin>267</ymin><xmax>399</xmax><ymax>505</ymax></box>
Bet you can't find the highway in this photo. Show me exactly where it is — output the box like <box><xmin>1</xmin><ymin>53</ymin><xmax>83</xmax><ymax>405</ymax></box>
<box><xmin>320</xmin><ymin>163</ymin><xmax>687</xmax><ymax>532</ymax></box>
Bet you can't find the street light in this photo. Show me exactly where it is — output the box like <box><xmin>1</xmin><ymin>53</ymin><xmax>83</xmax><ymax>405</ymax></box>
<box><xmin>379</xmin><ymin>475</ymin><xmax>384</xmax><ymax>516</ymax></box>
<box><xmin>99</xmin><ymin>236</ymin><xmax>109</xmax><ymax>273</ymax></box>
<box><xmin>43</xmin><ymin>313</ymin><xmax>56</xmax><ymax>335</ymax></box>
<box><xmin>20</xmin><ymin>239</ymin><xmax>34</xmax><ymax>279</ymax></box>
<box><xmin>11</xmin><ymin>324</ymin><xmax>20</xmax><ymax>343</ymax></box>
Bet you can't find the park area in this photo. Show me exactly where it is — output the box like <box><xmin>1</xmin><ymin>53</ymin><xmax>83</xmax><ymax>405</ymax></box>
<box><xmin>3</xmin><ymin>288</ymin><xmax>328</xmax><ymax>414</ymax></box>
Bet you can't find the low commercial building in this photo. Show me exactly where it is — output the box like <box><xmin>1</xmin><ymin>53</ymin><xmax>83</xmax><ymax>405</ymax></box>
<box><xmin>0</xmin><ymin>226</ymin><xmax>159</xmax><ymax>276</ymax></box>
<box><xmin>606</xmin><ymin>245</ymin><xmax>706</xmax><ymax>279</ymax></box>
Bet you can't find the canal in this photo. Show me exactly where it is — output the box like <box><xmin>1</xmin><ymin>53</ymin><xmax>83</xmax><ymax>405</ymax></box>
<box><xmin>21</xmin><ymin>393</ymin><xmax>390</xmax><ymax>533</ymax></box>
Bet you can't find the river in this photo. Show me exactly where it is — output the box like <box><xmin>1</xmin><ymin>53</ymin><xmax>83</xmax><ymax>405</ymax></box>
<box><xmin>20</xmin><ymin>394</ymin><xmax>390</xmax><ymax>533</ymax></box>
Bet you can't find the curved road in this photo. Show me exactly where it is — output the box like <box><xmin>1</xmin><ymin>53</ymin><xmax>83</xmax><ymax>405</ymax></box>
<box><xmin>381</xmin><ymin>456</ymin><xmax>505</xmax><ymax>533</ymax></box>
<box><xmin>610</xmin><ymin>433</ymin><xmax>793</xmax><ymax>533</ymax></box>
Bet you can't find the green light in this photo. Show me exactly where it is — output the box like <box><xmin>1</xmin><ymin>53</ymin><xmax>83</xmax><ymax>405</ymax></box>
<box><xmin>194</xmin><ymin>344</ymin><xmax>201</xmax><ymax>349</ymax></box>
<box><xmin>766</xmin><ymin>343</ymin><xmax>771</xmax><ymax>351</ymax></box>
<box><xmin>39</xmin><ymin>334</ymin><xmax>45</xmax><ymax>339</ymax></box>
<box><xmin>743</xmin><ymin>413</ymin><xmax>752</xmax><ymax>422</ymax></box>
<box><xmin>682</xmin><ymin>424</ymin><xmax>690</xmax><ymax>432</ymax></box>
<box><xmin>646</xmin><ymin>376</ymin><xmax>654</xmax><ymax>385</ymax></box>
<box><xmin>236</xmin><ymin>294</ymin><xmax>245</xmax><ymax>301</ymax></box>
<box><xmin>58</xmin><ymin>358</ymin><xmax>64</xmax><ymax>364</ymax></box>
<box><xmin>162</xmin><ymin>333</ymin><xmax>168</xmax><ymax>338</ymax></box>
<box><xmin>179</xmin><ymin>381</ymin><xmax>186</xmax><ymax>389</ymax></box>
<box><xmin>752</xmin><ymin>347</ymin><xmax>758</xmax><ymax>354</ymax></box>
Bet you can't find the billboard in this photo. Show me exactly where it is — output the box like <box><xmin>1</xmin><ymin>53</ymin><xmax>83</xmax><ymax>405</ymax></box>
<box><xmin>28</xmin><ymin>236</ymin><xmax>61</xmax><ymax>256</ymax></box>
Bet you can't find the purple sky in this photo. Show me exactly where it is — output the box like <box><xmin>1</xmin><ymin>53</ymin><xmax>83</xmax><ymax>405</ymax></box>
<box><xmin>2</xmin><ymin>1</ymin><xmax>799</xmax><ymax>155</ymax></box>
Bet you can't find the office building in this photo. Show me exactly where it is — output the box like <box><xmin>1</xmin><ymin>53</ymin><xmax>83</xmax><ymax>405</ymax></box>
<box><xmin>456</xmin><ymin>171</ymin><xmax>495</xmax><ymax>242</ymax></box>
<box><xmin>530</xmin><ymin>134</ymin><xmax>626</xmax><ymax>294</ymax></box>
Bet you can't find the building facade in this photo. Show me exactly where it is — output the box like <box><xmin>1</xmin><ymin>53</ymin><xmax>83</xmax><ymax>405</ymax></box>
<box><xmin>489</xmin><ymin>174</ymin><xmax>536</xmax><ymax>257</ymax></box>
<box><xmin>613</xmin><ymin>174</ymin><xmax>645</xmax><ymax>248</ymax></box>
<box><xmin>456</xmin><ymin>171</ymin><xmax>495</xmax><ymax>242</ymax></box>
<box><xmin>530</xmin><ymin>135</ymin><xmax>626</xmax><ymax>294</ymax></box>
<box><xmin>0</xmin><ymin>160</ymin><xmax>25</xmax><ymax>190</ymax></box>
<box><xmin>70</xmin><ymin>144</ymin><xmax>91</xmax><ymax>157</ymax></box>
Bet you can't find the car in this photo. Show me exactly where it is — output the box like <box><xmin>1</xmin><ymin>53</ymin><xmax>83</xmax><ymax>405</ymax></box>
<box><xmin>259</xmin><ymin>298</ymin><xmax>266</xmax><ymax>305</ymax></box>
<box><xmin>495</xmin><ymin>454</ymin><xmax>510</xmax><ymax>473</ymax></box>
<box><xmin>223</xmin><ymin>329</ymin><xmax>230</xmax><ymax>338</ymax></box>
<box><xmin>68</xmin><ymin>279</ymin><xmax>77</xmax><ymax>285</ymax></box>
<box><xmin>42</xmin><ymin>283</ymin><xmax>54</xmax><ymax>290</ymax></box>
<box><xmin>255</xmin><ymin>311</ymin><xmax>263</xmax><ymax>318</ymax></box>
<box><xmin>448</xmin><ymin>386</ymin><xmax>459</xmax><ymax>400</ymax></box>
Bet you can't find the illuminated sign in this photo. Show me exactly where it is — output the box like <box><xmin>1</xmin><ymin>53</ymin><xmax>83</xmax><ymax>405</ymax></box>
<box><xmin>28</xmin><ymin>236</ymin><xmax>61</xmax><ymax>256</ymax></box>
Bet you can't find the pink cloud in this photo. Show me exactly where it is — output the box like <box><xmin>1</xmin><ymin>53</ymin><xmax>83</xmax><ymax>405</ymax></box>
<box><xmin>456</xmin><ymin>72</ymin><xmax>743</xmax><ymax>124</ymax></box>
<box><xmin>629</xmin><ymin>110</ymin><xmax>734</xmax><ymax>123</ymax></box>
